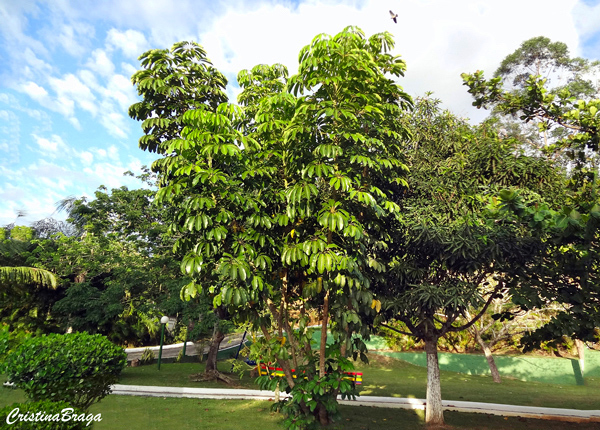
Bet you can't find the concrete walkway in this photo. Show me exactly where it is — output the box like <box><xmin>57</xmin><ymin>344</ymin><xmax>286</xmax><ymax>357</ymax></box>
<box><xmin>111</xmin><ymin>384</ymin><xmax>600</xmax><ymax>424</ymax></box>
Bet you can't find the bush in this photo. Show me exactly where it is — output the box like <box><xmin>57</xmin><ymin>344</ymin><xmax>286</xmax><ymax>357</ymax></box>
<box><xmin>4</xmin><ymin>332</ymin><xmax>127</xmax><ymax>410</ymax></box>
<box><xmin>139</xmin><ymin>347</ymin><xmax>155</xmax><ymax>365</ymax></box>
<box><xmin>0</xmin><ymin>325</ymin><xmax>32</xmax><ymax>373</ymax></box>
<box><xmin>0</xmin><ymin>400</ymin><xmax>97</xmax><ymax>429</ymax></box>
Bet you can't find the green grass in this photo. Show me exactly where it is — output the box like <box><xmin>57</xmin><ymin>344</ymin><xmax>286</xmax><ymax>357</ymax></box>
<box><xmin>2</xmin><ymin>387</ymin><xmax>598</xmax><ymax>430</ymax></box>
<box><xmin>118</xmin><ymin>360</ymin><xmax>256</xmax><ymax>389</ymax></box>
<box><xmin>2</xmin><ymin>353</ymin><xmax>599</xmax><ymax>429</ymax></box>
<box><xmin>355</xmin><ymin>355</ymin><xmax>600</xmax><ymax>410</ymax></box>
<box><xmin>118</xmin><ymin>354</ymin><xmax>600</xmax><ymax>410</ymax></box>
<box><xmin>86</xmin><ymin>397</ymin><xmax>600</xmax><ymax>430</ymax></box>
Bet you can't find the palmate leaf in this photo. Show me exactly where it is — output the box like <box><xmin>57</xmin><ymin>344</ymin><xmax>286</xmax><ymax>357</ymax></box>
<box><xmin>0</xmin><ymin>267</ymin><xmax>57</xmax><ymax>289</ymax></box>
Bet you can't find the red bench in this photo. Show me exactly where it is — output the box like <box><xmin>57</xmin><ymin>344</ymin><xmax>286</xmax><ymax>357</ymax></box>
<box><xmin>257</xmin><ymin>363</ymin><xmax>362</xmax><ymax>385</ymax></box>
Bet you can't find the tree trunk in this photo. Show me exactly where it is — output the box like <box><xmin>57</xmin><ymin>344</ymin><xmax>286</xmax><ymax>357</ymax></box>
<box><xmin>205</xmin><ymin>307</ymin><xmax>226</xmax><ymax>374</ymax></box>
<box><xmin>482</xmin><ymin>344</ymin><xmax>501</xmax><ymax>383</ymax></box>
<box><xmin>474</xmin><ymin>331</ymin><xmax>501</xmax><ymax>383</ymax></box>
<box><xmin>205</xmin><ymin>321</ymin><xmax>225</xmax><ymax>373</ymax></box>
<box><xmin>424</xmin><ymin>337</ymin><xmax>444</xmax><ymax>427</ymax></box>
<box><xmin>314</xmin><ymin>403</ymin><xmax>332</xmax><ymax>426</ymax></box>
<box><xmin>319</xmin><ymin>290</ymin><xmax>330</xmax><ymax>378</ymax></box>
<box><xmin>575</xmin><ymin>339</ymin><xmax>585</xmax><ymax>379</ymax></box>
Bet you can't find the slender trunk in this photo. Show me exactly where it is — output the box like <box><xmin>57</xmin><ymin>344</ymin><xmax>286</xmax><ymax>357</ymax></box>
<box><xmin>259</xmin><ymin>323</ymin><xmax>296</xmax><ymax>388</ymax></box>
<box><xmin>205</xmin><ymin>322</ymin><xmax>225</xmax><ymax>373</ymax></box>
<box><xmin>576</xmin><ymin>339</ymin><xmax>585</xmax><ymax>378</ymax></box>
<box><xmin>319</xmin><ymin>289</ymin><xmax>330</xmax><ymax>378</ymax></box>
<box><xmin>340</xmin><ymin>299</ymin><xmax>352</xmax><ymax>358</ymax></box>
<box><xmin>315</xmin><ymin>403</ymin><xmax>331</xmax><ymax>426</ymax></box>
<box><xmin>474</xmin><ymin>331</ymin><xmax>501</xmax><ymax>383</ymax></box>
<box><xmin>424</xmin><ymin>337</ymin><xmax>444</xmax><ymax>426</ymax></box>
<box><xmin>205</xmin><ymin>307</ymin><xmax>226</xmax><ymax>374</ymax></box>
<box><xmin>482</xmin><ymin>343</ymin><xmax>501</xmax><ymax>383</ymax></box>
<box><xmin>317</xmin><ymin>289</ymin><xmax>332</xmax><ymax>426</ymax></box>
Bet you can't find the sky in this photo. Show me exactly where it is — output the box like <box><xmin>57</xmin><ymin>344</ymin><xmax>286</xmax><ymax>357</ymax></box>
<box><xmin>1</xmin><ymin>0</ymin><xmax>599</xmax><ymax>226</ymax></box>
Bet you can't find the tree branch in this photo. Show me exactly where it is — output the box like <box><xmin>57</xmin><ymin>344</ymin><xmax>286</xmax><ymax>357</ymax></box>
<box><xmin>447</xmin><ymin>285</ymin><xmax>503</xmax><ymax>333</ymax></box>
<box><xmin>379</xmin><ymin>322</ymin><xmax>413</xmax><ymax>337</ymax></box>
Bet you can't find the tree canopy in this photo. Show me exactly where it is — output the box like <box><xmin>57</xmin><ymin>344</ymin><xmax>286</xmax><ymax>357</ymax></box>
<box><xmin>463</xmin><ymin>55</ymin><xmax>600</xmax><ymax>348</ymax></box>
<box><xmin>373</xmin><ymin>96</ymin><xmax>564</xmax><ymax>425</ymax></box>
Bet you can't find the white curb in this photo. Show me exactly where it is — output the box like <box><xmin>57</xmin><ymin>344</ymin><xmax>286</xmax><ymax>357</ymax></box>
<box><xmin>110</xmin><ymin>384</ymin><xmax>600</xmax><ymax>423</ymax></box>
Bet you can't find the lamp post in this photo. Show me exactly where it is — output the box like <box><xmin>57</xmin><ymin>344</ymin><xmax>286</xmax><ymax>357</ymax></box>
<box><xmin>158</xmin><ymin>315</ymin><xmax>169</xmax><ymax>370</ymax></box>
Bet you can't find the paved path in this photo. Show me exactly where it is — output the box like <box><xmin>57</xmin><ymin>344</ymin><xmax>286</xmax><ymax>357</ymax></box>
<box><xmin>111</xmin><ymin>384</ymin><xmax>600</xmax><ymax>424</ymax></box>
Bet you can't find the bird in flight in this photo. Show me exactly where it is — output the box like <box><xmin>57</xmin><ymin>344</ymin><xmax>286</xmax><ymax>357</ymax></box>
<box><xmin>389</xmin><ymin>10</ymin><xmax>398</xmax><ymax>23</ymax></box>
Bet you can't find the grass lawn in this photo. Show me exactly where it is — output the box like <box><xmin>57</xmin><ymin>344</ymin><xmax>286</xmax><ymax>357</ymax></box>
<box><xmin>119</xmin><ymin>354</ymin><xmax>600</xmax><ymax>410</ymax></box>
<box><xmin>2</xmin><ymin>353</ymin><xmax>599</xmax><ymax>429</ymax></box>
<box><xmin>2</xmin><ymin>386</ymin><xmax>598</xmax><ymax>430</ymax></box>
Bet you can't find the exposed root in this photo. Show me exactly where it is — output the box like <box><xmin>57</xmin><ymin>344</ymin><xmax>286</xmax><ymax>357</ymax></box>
<box><xmin>189</xmin><ymin>370</ymin><xmax>234</xmax><ymax>385</ymax></box>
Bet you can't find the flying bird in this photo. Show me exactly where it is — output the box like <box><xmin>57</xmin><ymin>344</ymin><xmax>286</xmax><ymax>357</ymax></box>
<box><xmin>389</xmin><ymin>10</ymin><xmax>398</xmax><ymax>23</ymax></box>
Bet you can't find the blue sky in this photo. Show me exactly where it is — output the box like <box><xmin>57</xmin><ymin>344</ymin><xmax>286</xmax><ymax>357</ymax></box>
<box><xmin>1</xmin><ymin>0</ymin><xmax>599</xmax><ymax>226</ymax></box>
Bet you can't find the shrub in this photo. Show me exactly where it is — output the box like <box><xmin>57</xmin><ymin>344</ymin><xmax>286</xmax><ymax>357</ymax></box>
<box><xmin>0</xmin><ymin>400</ymin><xmax>97</xmax><ymax>429</ymax></box>
<box><xmin>4</xmin><ymin>332</ymin><xmax>127</xmax><ymax>410</ymax></box>
<box><xmin>139</xmin><ymin>347</ymin><xmax>155</xmax><ymax>365</ymax></box>
<box><xmin>0</xmin><ymin>325</ymin><xmax>32</xmax><ymax>373</ymax></box>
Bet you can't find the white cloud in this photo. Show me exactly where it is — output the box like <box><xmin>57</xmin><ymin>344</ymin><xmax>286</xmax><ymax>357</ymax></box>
<box><xmin>80</xmin><ymin>151</ymin><xmax>94</xmax><ymax>165</ymax></box>
<box><xmin>96</xmin><ymin>1</ymin><xmax>215</xmax><ymax>47</ymax></box>
<box><xmin>48</xmin><ymin>74</ymin><xmax>97</xmax><ymax>116</ymax></box>
<box><xmin>55</xmin><ymin>23</ymin><xmax>94</xmax><ymax>56</ymax></box>
<box><xmin>0</xmin><ymin>1</ymin><xmax>49</xmax><ymax>79</ymax></box>
<box><xmin>21</xmin><ymin>81</ymin><xmax>49</xmax><ymax>101</ymax></box>
<box><xmin>107</xmin><ymin>145</ymin><xmax>120</xmax><ymax>161</ymax></box>
<box><xmin>0</xmin><ymin>109</ymin><xmax>21</xmax><ymax>165</ymax></box>
<box><xmin>83</xmin><ymin>162</ymin><xmax>134</xmax><ymax>188</ymax></box>
<box><xmin>120</xmin><ymin>62</ymin><xmax>138</xmax><ymax>77</ymax></box>
<box><xmin>86</xmin><ymin>49</ymin><xmax>116</xmax><ymax>78</ymax></box>
<box><xmin>573</xmin><ymin>0</ymin><xmax>600</xmax><ymax>39</ymax></box>
<box><xmin>105</xmin><ymin>74</ymin><xmax>137</xmax><ymax>109</ymax></box>
<box><xmin>32</xmin><ymin>134</ymin><xmax>66</xmax><ymax>153</ymax></box>
<box><xmin>95</xmin><ymin>148</ymin><xmax>107</xmax><ymax>158</ymax></box>
<box><xmin>78</xmin><ymin>69</ymin><xmax>100</xmax><ymax>90</ymax></box>
<box><xmin>22</xmin><ymin>47</ymin><xmax>52</xmax><ymax>75</ymax></box>
<box><xmin>193</xmin><ymin>0</ymin><xmax>582</xmax><ymax>121</ymax></box>
<box><xmin>99</xmin><ymin>109</ymin><xmax>129</xmax><ymax>139</ymax></box>
<box><xmin>106</xmin><ymin>28</ymin><xmax>149</xmax><ymax>59</ymax></box>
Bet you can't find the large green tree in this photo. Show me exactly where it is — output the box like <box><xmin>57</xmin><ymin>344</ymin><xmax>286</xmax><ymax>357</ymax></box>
<box><xmin>374</xmin><ymin>97</ymin><xmax>564</xmax><ymax>426</ymax></box>
<box><xmin>129</xmin><ymin>43</ymin><xmax>235</xmax><ymax>375</ymax></box>
<box><xmin>489</xmin><ymin>36</ymin><xmax>599</xmax><ymax>153</ymax></box>
<box><xmin>34</xmin><ymin>181</ymin><xmax>202</xmax><ymax>347</ymax></box>
<box><xmin>133</xmin><ymin>27</ymin><xmax>412</xmax><ymax>428</ymax></box>
<box><xmin>462</xmin><ymin>68</ymin><xmax>600</xmax><ymax>348</ymax></box>
<box><xmin>495</xmin><ymin>36</ymin><xmax>599</xmax><ymax>98</ymax></box>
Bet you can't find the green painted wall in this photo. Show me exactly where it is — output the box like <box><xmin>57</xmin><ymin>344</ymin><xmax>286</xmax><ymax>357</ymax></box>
<box><xmin>374</xmin><ymin>349</ymin><xmax>600</xmax><ymax>385</ymax></box>
<box><xmin>239</xmin><ymin>328</ymin><xmax>600</xmax><ymax>386</ymax></box>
